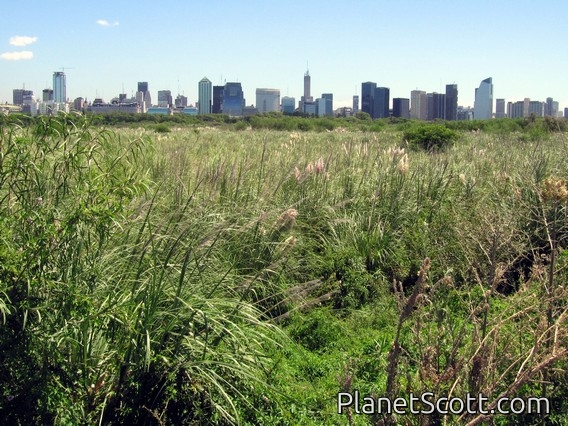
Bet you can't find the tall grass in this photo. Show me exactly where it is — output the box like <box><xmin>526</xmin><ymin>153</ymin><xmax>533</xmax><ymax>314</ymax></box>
<box><xmin>1</xmin><ymin>115</ymin><xmax>567</xmax><ymax>424</ymax></box>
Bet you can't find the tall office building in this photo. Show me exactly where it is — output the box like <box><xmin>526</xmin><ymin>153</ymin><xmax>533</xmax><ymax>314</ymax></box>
<box><xmin>212</xmin><ymin>86</ymin><xmax>224</xmax><ymax>114</ymax></box>
<box><xmin>198</xmin><ymin>77</ymin><xmax>212</xmax><ymax>114</ymax></box>
<box><xmin>528</xmin><ymin>101</ymin><xmax>544</xmax><ymax>117</ymax></box>
<box><xmin>223</xmin><ymin>82</ymin><xmax>244</xmax><ymax>116</ymax></box>
<box><xmin>281</xmin><ymin>96</ymin><xmax>296</xmax><ymax>114</ymax></box>
<box><xmin>53</xmin><ymin>71</ymin><xmax>66</xmax><ymax>103</ymax></box>
<box><xmin>495</xmin><ymin>99</ymin><xmax>506</xmax><ymax>118</ymax></box>
<box><xmin>445</xmin><ymin>84</ymin><xmax>458</xmax><ymax>121</ymax></box>
<box><xmin>256</xmin><ymin>88</ymin><xmax>280</xmax><ymax>113</ymax></box>
<box><xmin>431</xmin><ymin>93</ymin><xmax>446</xmax><ymax>120</ymax></box>
<box><xmin>42</xmin><ymin>89</ymin><xmax>54</xmax><ymax>102</ymax></box>
<box><xmin>473</xmin><ymin>77</ymin><xmax>493</xmax><ymax>120</ymax></box>
<box><xmin>410</xmin><ymin>90</ymin><xmax>428</xmax><ymax>120</ymax></box>
<box><xmin>304</xmin><ymin>69</ymin><xmax>311</xmax><ymax>101</ymax></box>
<box><xmin>137</xmin><ymin>82</ymin><xmax>152</xmax><ymax>107</ymax></box>
<box><xmin>13</xmin><ymin>89</ymin><xmax>33</xmax><ymax>105</ymax></box>
<box><xmin>322</xmin><ymin>93</ymin><xmax>333</xmax><ymax>117</ymax></box>
<box><xmin>361</xmin><ymin>82</ymin><xmax>376</xmax><ymax>118</ymax></box>
<box><xmin>157</xmin><ymin>90</ymin><xmax>173</xmax><ymax>108</ymax></box>
<box><xmin>392</xmin><ymin>98</ymin><xmax>410</xmax><ymax>118</ymax></box>
<box><xmin>352</xmin><ymin>95</ymin><xmax>359</xmax><ymax>114</ymax></box>
<box><xmin>374</xmin><ymin>87</ymin><xmax>390</xmax><ymax>118</ymax></box>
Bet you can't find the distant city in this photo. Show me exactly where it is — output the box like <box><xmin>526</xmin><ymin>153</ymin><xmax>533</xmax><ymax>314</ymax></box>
<box><xmin>3</xmin><ymin>70</ymin><xmax>567</xmax><ymax>120</ymax></box>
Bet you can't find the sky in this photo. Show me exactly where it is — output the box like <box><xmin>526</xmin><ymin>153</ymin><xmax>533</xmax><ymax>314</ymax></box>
<box><xmin>1</xmin><ymin>0</ymin><xmax>568</xmax><ymax>110</ymax></box>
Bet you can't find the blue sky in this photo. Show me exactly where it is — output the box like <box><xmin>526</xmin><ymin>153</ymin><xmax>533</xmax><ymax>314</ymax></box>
<box><xmin>1</xmin><ymin>0</ymin><xmax>567</xmax><ymax>110</ymax></box>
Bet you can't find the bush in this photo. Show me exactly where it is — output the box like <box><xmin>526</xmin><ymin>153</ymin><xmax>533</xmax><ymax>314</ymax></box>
<box><xmin>403</xmin><ymin>124</ymin><xmax>459</xmax><ymax>151</ymax></box>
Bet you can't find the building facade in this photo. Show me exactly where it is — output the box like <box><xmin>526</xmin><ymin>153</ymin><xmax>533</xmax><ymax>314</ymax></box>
<box><xmin>222</xmin><ymin>82</ymin><xmax>244</xmax><ymax>116</ymax></box>
<box><xmin>473</xmin><ymin>77</ymin><xmax>493</xmax><ymax>120</ymax></box>
<box><xmin>392</xmin><ymin>98</ymin><xmax>410</xmax><ymax>118</ymax></box>
<box><xmin>157</xmin><ymin>90</ymin><xmax>173</xmax><ymax>108</ymax></box>
<box><xmin>53</xmin><ymin>72</ymin><xmax>66</xmax><ymax>103</ymax></box>
<box><xmin>373</xmin><ymin>87</ymin><xmax>390</xmax><ymax>119</ymax></box>
<box><xmin>410</xmin><ymin>90</ymin><xmax>427</xmax><ymax>120</ymax></box>
<box><xmin>256</xmin><ymin>88</ymin><xmax>280</xmax><ymax>113</ymax></box>
<box><xmin>281</xmin><ymin>96</ymin><xmax>296</xmax><ymax>114</ymax></box>
<box><xmin>445</xmin><ymin>84</ymin><xmax>458</xmax><ymax>121</ymax></box>
<box><xmin>198</xmin><ymin>77</ymin><xmax>212</xmax><ymax>114</ymax></box>
<box><xmin>495</xmin><ymin>98</ymin><xmax>506</xmax><ymax>118</ymax></box>
<box><xmin>361</xmin><ymin>82</ymin><xmax>376</xmax><ymax>118</ymax></box>
<box><xmin>212</xmin><ymin>86</ymin><xmax>224</xmax><ymax>114</ymax></box>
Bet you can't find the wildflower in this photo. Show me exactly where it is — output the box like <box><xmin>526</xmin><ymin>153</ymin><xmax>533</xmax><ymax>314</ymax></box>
<box><xmin>315</xmin><ymin>157</ymin><xmax>324</xmax><ymax>174</ymax></box>
<box><xmin>294</xmin><ymin>166</ymin><xmax>302</xmax><ymax>182</ymax></box>
<box><xmin>37</xmin><ymin>196</ymin><xmax>43</xmax><ymax>206</ymax></box>
<box><xmin>274</xmin><ymin>208</ymin><xmax>298</xmax><ymax>231</ymax></box>
<box><xmin>541</xmin><ymin>177</ymin><xmax>568</xmax><ymax>203</ymax></box>
<box><xmin>396</xmin><ymin>153</ymin><xmax>409</xmax><ymax>175</ymax></box>
<box><xmin>459</xmin><ymin>173</ymin><xmax>466</xmax><ymax>185</ymax></box>
<box><xmin>305</xmin><ymin>162</ymin><xmax>314</xmax><ymax>175</ymax></box>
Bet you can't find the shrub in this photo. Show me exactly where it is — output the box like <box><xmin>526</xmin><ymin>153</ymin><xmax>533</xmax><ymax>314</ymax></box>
<box><xmin>403</xmin><ymin>124</ymin><xmax>459</xmax><ymax>151</ymax></box>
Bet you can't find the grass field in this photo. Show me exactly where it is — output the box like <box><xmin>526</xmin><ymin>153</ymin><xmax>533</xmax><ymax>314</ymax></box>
<box><xmin>1</xmin><ymin>114</ymin><xmax>568</xmax><ymax>425</ymax></box>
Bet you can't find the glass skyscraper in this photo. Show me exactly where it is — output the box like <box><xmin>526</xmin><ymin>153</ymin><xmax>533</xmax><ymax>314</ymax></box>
<box><xmin>53</xmin><ymin>72</ymin><xmax>66</xmax><ymax>103</ymax></box>
<box><xmin>474</xmin><ymin>77</ymin><xmax>493</xmax><ymax>120</ymax></box>
<box><xmin>222</xmin><ymin>83</ymin><xmax>244</xmax><ymax>116</ymax></box>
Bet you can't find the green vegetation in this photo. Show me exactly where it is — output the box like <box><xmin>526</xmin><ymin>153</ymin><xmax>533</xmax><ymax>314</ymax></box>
<box><xmin>1</xmin><ymin>113</ymin><xmax>568</xmax><ymax>424</ymax></box>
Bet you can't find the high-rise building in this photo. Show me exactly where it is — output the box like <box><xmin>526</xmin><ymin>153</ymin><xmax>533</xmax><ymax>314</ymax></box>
<box><xmin>157</xmin><ymin>90</ymin><xmax>173</xmax><ymax>108</ymax></box>
<box><xmin>304</xmin><ymin>69</ymin><xmax>311</xmax><ymax>101</ymax></box>
<box><xmin>352</xmin><ymin>95</ymin><xmax>359</xmax><ymax>114</ymax></box>
<box><xmin>281</xmin><ymin>96</ymin><xmax>296</xmax><ymax>114</ymax></box>
<box><xmin>508</xmin><ymin>101</ymin><xmax>524</xmax><ymax>118</ymax></box>
<box><xmin>495</xmin><ymin>99</ymin><xmax>506</xmax><ymax>118</ymax></box>
<box><xmin>361</xmin><ymin>82</ymin><xmax>376</xmax><ymax>118</ymax></box>
<box><xmin>212</xmin><ymin>86</ymin><xmax>224</xmax><ymax>114</ymax></box>
<box><xmin>256</xmin><ymin>88</ymin><xmax>280</xmax><ymax>113</ymax></box>
<box><xmin>13</xmin><ymin>89</ymin><xmax>33</xmax><ymax>105</ymax></box>
<box><xmin>473</xmin><ymin>77</ymin><xmax>493</xmax><ymax>120</ymax></box>
<box><xmin>445</xmin><ymin>84</ymin><xmax>458</xmax><ymax>121</ymax></box>
<box><xmin>53</xmin><ymin>71</ymin><xmax>66</xmax><ymax>103</ymax></box>
<box><xmin>392</xmin><ymin>98</ymin><xmax>410</xmax><ymax>118</ymax></box>
<box><xmin>198</xmin><ymin>77</ymin><xmax>212</xmax><ymax>114</ymax></box>
<box><xmin>564</xmin><ymin>108</ymin><xmax>568</xmax><ymax>119</ymax></box>
<box><xmin>223</xmin><ymin>82</ymin><xmax>244</xmax><ymax>116</ymax></box>
<box><xmin>322</xmin><ymin>93</ymin><xmax>333</xmax><ymax>117</ymax></box>
<box><xmin>42</xmin><ymin>89</ymin><xmax>54</xmax><ymax>102</ymax></box>
<box><xmin>175</xmin><ymin>95</ymin><xmax>188</xmax><ymax>108</ymax></box>
<box><xmin>137</xmin><ymin>82</ymin><xmax>151</xmax><ymax>107</ymax></box>
<box><xmin>410</xmin><ymin>90</ymin><xmax>428</xmax><ymax>120</ymax></box>
<box><xmin>528</xmin><ymin>101</ymin><xmax>544</xmax><ymax>117</ymax></box>
<box><xmin>374</xmin><ymin>87</ymin><xmax>390</xmax><ymax>118</ymax></box>
<box><xmin>431</xmin><ymin>93</ymin><xmax>446</xmax><ymax>120</ymax></box>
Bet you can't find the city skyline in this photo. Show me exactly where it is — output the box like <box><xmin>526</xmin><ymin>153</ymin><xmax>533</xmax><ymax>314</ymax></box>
<box><xmin>1</xmin><ymin>1</ymin><xmax>568</xmax><ymax>110</ymax></box>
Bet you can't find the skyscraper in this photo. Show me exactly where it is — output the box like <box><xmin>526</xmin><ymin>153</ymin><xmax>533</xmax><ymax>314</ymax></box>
<box><xmin>13</xmin><ymin>89</ymin><xmax>33</xmax><ymax>105</ymax></box>
<box><xmin>410</xmin><ymin>90</ymin><xmax>427</xmax><ymax>120</ymax></box>
<box><xmin>212</xmin><ymin>86</ymin><xmax>224</xmax><ymax>114</ymax></box>
<box><xmin>473</xmin><ymin>77</ymin><xmax>493</xmax><ymax>120</ymax></box>
<box><xmin>303</xmin><ymin>69</ymin><xmax>311</xmax><ymax>101</ymax></box>
<box><xmin>322</xmin><ymin>93</ymin><xmax>333</xmax><ymax>117</ymax></box>
<box><xmin>157</xmin><ymin>90</ymin><xmax>173</xmax><ymax>108</ymax></box>
<box><xmin>361</xmin><ymin>82</ymin><xmax>376</xmax><ymax>118</ymax></box>
<box><xmin>281</xmin><ymin>96</ymin><xmax>296</xmax><ymax>114</ymax></box>
<box><xmin>431</xmin><ymin>93</ymin><xmax>446</xmax><ymax>120</ymax></box>
<box><xmin>256</xmin><ymin>88</ymin><xmax>280</xmax><ymax>113</ymax></box>
<box><xmin>352</xmin><ymin>95</ymin><xmax>359</xmax><ymax>114</ymax></box>
<box><xmin>392</xmin><ymin>98</ymin><xmax>410</xmax><ymax>118</ymax></box>
<box><xmin>374</xmin><ymin>87</ymin><xmax>390</xmax><ymax>119</ymax></box>
<box><xmin>223</xmin><ymin>82</ymin><xmax>244</xmax><ymax>116</ymax></box>
<box><xmin>495</xmin><ymin>99</ymin><xmax>506</xmax><ymax>118</ymax></box>
<box><xmin>198</xmin><ymin>77</ymin><xmax>212</xmax><ymax>114</ymax></box>
<box><xmin>137</xmin><ymin>82</ymin><xmax>151</xmax><ymax>107</ymax></box>
<box><xmin>445</xmin><ymin>84</ymin><xmax>458</xmax><ymax>121</ymax></box>
<box><xmin>53</xmin><ymin>71</ymin><xmax>66</xmax><ymax>103</ymax></box>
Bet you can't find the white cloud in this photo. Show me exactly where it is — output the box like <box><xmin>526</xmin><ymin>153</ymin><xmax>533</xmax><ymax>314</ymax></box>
<box><xmin>0</xmin><ymin>51</ymin><xmax>34</xmax><ymax>61</ymax></box>
<box><xmin>96</xmin><ymin>19</ymin><xmax>119</xmax><ymax>27</ymax></box>
<box><xmin>9</xmin><ymin>36</ymin><xmax>38</xmax><ymax>46</ymax></box>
